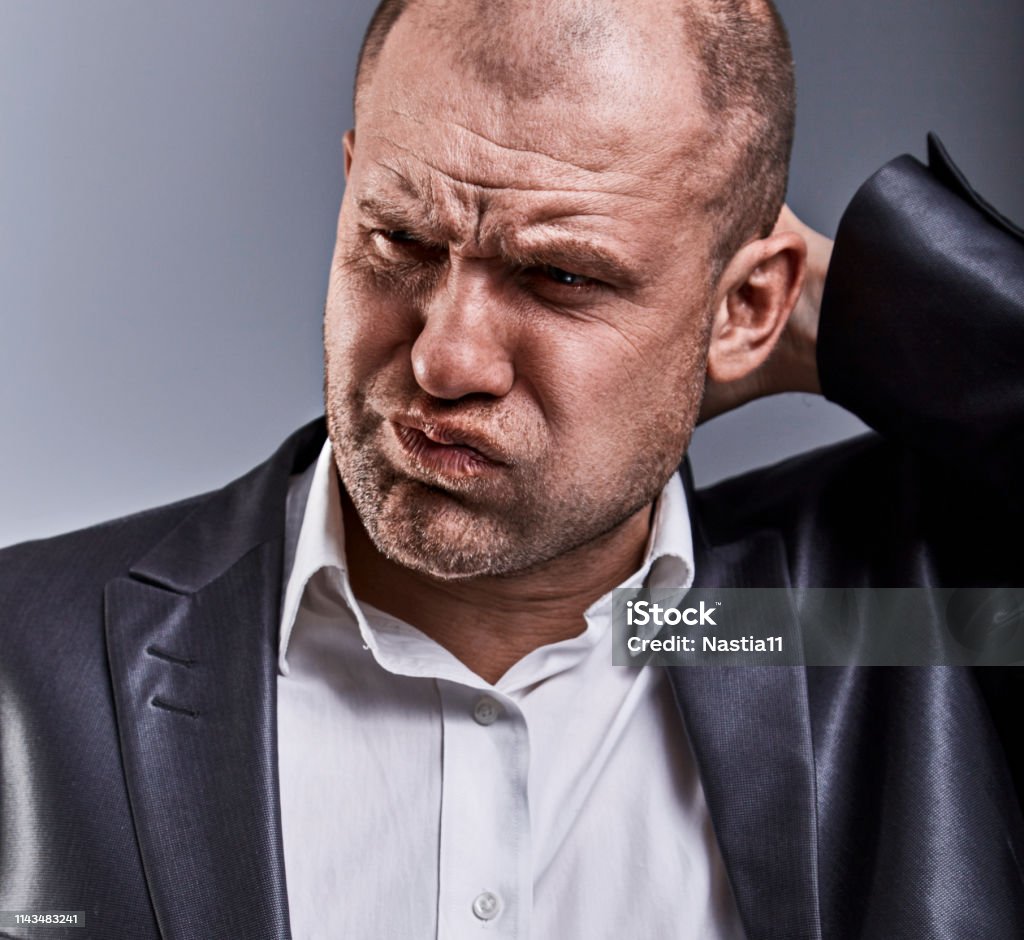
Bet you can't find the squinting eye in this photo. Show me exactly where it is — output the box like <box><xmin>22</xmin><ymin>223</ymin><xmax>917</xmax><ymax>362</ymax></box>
<box><xmin>540</xmin><ymin>265</ymin><xmax>591</xmax><ymax>287</ymax></box>
<box><xmin>370</xmin><ymin>229</ymin><xmax>443</xmax><ymax>260</ymax></box>
<box><xmin>380</xmin><ymin>229</ymin><xmax>419</xmax><ymax>244</ymax></box>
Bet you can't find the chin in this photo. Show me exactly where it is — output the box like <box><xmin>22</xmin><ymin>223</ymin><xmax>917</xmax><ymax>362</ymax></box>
<box><xmin>361</xmin><ymin>484</ymin><xmax>535</xmax><ymax>581</ymax></box>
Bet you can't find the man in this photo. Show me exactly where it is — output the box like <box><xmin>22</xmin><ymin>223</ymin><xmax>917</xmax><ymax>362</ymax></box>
<box><xmin>1</xmin><ymin>1</ymin><xmax>1022</xmax><ymax>938</ymax></box>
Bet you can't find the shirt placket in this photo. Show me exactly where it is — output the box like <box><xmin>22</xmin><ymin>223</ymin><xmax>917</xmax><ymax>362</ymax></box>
<box><xmin>436</xmin><ymin>682</ymin><xmax>531</xmax><ymax>939</ymax></box>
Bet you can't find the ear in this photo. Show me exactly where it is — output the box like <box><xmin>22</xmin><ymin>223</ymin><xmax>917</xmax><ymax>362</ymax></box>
<box><xmin>343</xmin><ymin>129</ymin><xmax>357</xmax><ymax>179</ymax></box>
<box><xmin>706</xmin><ymin>231</ymin><xmax>807</xmax><ymax>384</ymax></box>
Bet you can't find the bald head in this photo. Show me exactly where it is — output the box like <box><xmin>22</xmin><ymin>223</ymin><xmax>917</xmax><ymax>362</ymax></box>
<box><xmin>358</xmin><ymin>0</ymin><xmax>645</xmax><ymax>109</ymax></box>
<box><xmin>353</xmin><ymin>0</ymin><xmax>795</xmax><ymax>274</ymax></box>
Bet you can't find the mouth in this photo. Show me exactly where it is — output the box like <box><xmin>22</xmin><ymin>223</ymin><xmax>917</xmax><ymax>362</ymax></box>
<box><xmin>391</xmin><ymin>418</ymin><xmax>507</xmax><ymax>479</ymax></box>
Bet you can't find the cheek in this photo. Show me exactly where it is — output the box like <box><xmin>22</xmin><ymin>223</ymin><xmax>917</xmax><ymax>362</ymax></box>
<box><xmin>529</xmin><ymin>309</ymin><xmax>706</xmax><ymax>438</ymax></box>
<box><xmin>324</xmin><ymin>261</ymin><xmax>415</xmax><ymax>382</ymax></box>
<box><xmin>524</xmin><ymin>318</ymin><xmax>707</xmax><ymax>489</ymax></box>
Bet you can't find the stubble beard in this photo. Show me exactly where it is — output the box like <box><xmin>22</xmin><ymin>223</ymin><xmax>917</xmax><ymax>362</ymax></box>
<box><xmin>324</xmin><ymin>376</ymin><xmax>693</xmax><ymax>583</ymax></box>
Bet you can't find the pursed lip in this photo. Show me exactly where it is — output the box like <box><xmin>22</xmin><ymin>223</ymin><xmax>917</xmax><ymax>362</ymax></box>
<box><xmin>390</xmin><ymin>414</ymin><xmax>510</xmax><ymax>475</ymax></box>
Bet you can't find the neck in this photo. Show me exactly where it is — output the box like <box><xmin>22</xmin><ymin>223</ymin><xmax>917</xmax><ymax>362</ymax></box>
<box><xmin>343</xmin><ymin>494</ymin><xmax>652</xmax><ymax>685</ymax></box>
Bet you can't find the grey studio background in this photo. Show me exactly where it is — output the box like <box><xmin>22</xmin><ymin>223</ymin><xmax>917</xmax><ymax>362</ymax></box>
<box><xmin>1</xmin><ymin>1</ymin><xmax>1022</xmax><ymax>548</ymax></box>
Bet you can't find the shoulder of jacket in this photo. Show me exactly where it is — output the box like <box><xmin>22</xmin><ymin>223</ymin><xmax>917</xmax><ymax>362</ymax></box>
<box><xmin>0</xmin><ymin>491</ymin><xmax>210</xmax><ymax>618</ymax></box>
<box><xmin>692</xmin><ymin>431</ymin><xmax>900</xmax><ymax>543</ymax></box>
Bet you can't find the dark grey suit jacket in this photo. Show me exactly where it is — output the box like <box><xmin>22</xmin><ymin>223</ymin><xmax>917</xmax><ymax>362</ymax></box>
<box><xmin>2</xmin><ymin>138</ymin><xmax>1023</xmax><ymax>939</ymax></box>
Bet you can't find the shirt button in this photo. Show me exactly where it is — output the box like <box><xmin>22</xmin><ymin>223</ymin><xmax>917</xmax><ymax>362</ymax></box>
<box><xmin>472</xmin><ymin>891</ymin><xmax>501</xmax><ymax>921</ymax></box>
<box><xmin>473</xmin><ymin>697</ymin><xmax>501</xmax><ymax>726</ymax></box>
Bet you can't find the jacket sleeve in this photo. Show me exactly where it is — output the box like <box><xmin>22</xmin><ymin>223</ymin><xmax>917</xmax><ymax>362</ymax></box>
<box><xmin>817</xmin><ymin>134</ymin><xmax>1024</xmax><ymax>505</ymax></box>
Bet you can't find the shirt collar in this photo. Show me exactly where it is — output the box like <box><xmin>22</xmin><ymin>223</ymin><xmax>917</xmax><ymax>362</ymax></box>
<box><xmin>639</xmin><ymin>464</ymin><xmax>693</xmax><ymax>593</ymax></box>
<box><xmin>278</xmin><ymin>441</ymin><xmax>347</xmax><ymax>675</ymax></box>
<box><xmin>278</xmin><ymin>439</ymin><xmax>694</xmax><ymax>674</ymax></box>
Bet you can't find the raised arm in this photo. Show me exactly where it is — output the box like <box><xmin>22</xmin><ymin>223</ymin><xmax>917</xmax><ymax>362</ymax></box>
<box><xmin>817</xmin><ymin>134</ymin><xmax>1024</xmax><ymax>501</ymax></box>
<box><xmin>702</xmin><ymin>135</ymin><xmax>1024</xmax><ymax>503</ymax></box>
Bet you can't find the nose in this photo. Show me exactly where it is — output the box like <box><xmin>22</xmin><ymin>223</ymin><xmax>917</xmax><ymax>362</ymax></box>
<box><xmin>410</xmin><ymin>259</ymin><xmax>515</xmax><ymax>400</ymax></box>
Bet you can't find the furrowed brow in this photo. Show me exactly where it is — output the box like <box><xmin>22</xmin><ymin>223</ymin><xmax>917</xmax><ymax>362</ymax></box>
<box><xmin>355</xmin><ymin>192</ymin><xmax>457</xmax><ymax>244</ymax></box>
<box><xmin>355</xmin><ymin>163</ymin><xmax>433</xmax><ymax>227</ymax></box>
<box><xmin>508</xmin><ymin>235</ymin><xmax>640</xmax><ymax>287</ymax></box>
<box><xmin>355</xmin><ymin>195</ymin><xmax>414</xmax><ymax>227</ymax></box>
<box><xmin>355</xmin><ymin>191</ymin><xmax>641</xmax><ymax>286</ymax></box>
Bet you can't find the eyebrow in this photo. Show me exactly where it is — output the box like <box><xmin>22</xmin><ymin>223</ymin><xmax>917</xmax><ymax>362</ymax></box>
<box><xmin>354</xmin><ymin>194</ymin><xmax>641</xmax><ymax>287</ymax></box>
<box><xmin>505</xmin><ymin>234</ymin><xmax>640</xmax><ymax>287</ymax></box>
<box><xmin>355</xmin><ymin>195</ymin><xmax>423</xmax><ymax>229</ymax></box>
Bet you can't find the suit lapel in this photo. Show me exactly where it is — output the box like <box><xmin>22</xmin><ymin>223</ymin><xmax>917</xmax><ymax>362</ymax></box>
<box><xmin>104</xmin><ymin>419</ymin><xmax>325</xmax><ymax>940</ymax></box>
<box><xmin>670</xmin><ymin>464</ymin><xmax>822</xmax><ymax>939</ymax></box>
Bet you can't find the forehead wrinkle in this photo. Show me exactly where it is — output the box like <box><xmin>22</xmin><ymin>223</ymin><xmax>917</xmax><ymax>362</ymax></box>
<box><xmin>376</xmin><ymin>160</ymin><xmax>421</xmax><ymax>200</ymax></box>
<box><xmin>442</xmin><ymin>117</ymin><xmax>626</xmax><ymax>178</ymax></box>
<box><xmin>363</xmin><ymin>155</ymin><xmax>488</xmax><ymax>238</ymax></box>
<box><xmin>368</xmin><ymin>125</ymin><xmax>668</xmax><ymax>204</ymax></box>
<box><xmin>358</xmin><ymin>135</ymin><xmax>695</xmax><ymax>264</ymax></box>
<box><xmin>395</xmin><ymin>104</ymin><xmax>680</xmax><ymax>186</ymax></box>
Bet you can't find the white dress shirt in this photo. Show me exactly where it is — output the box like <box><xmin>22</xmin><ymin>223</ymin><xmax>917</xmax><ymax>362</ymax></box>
<box><xmin>277</xmin><ymin>441</ymin><xmax>745</xmax><ymax>939</ymax></box>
